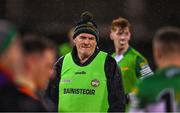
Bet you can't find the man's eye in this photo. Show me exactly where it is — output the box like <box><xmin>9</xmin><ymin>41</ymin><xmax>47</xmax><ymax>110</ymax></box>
<box><xmin>80</xmin><ymin>37</ymin><xmax>86</xmax><ymax>40</ymax></box>
<box><xmin>117</xmin><ymin>33</ymin><xmax>123</xmax><ymax>35</ymax></box>
<box><xmin>89</xmin><ymin>37</ymin><xmax>95</xmax><ymax>40</ymax></box>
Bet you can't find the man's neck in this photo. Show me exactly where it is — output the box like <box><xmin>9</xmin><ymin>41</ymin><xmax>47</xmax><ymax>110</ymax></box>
<box><xmin>115</xmin><ymin>44</ymin><xmax>129</xmax><ymax>55</ymax></box>
<box><xmin>78</xmin><ymin>54</ymin><xmax>91</xmax><ymax>64</ymax></box>
<box><xmin>159</xmin><ymin>55</ymin><xmax>180</xmax><ymax>68</ymax></box>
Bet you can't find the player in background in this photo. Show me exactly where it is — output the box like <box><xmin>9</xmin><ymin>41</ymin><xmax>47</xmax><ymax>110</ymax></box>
<box><xmin>110</xmin><ymin>17</ymin><xmax>153</xmax><ymax>104</ymax></box>
<box><xmin>130</xmin><ymin>26</ymin><xmax>180</xmax><ymax>112</ymax></box>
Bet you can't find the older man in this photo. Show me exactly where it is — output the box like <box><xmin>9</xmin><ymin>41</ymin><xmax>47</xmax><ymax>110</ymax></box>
<box><xmin>48</xmin><ymin>11</ymin><xmax>125</xmax><ymax>112</ymax></box>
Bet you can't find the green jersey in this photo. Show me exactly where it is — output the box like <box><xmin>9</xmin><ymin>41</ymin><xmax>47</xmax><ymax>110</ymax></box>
<box><xmin>131</xmin><ymin>66</ymin><xmax>180</xmax><ymax>112</ymax></box>
<box><xmin>112</xmin><ymin>47</ymin><xmax>153</xmax><ymax>94</ymax></box>
<box><xmin>59</xmin><ymin>51</ymin><xmax>109</xmax><ymax>112</ymax></box>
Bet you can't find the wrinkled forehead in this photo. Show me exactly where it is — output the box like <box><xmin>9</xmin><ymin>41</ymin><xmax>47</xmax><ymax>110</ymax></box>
<box><xmin>77</xmin><ymin>33</ymin><xmax>96</xmax><ymax>38</ymax></box>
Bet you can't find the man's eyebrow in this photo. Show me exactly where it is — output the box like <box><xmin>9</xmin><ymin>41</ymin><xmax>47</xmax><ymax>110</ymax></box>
<box><xmin>79</xmin><ymin>36</ymin><xmax>86</xmax><ymax>38</ymax></box>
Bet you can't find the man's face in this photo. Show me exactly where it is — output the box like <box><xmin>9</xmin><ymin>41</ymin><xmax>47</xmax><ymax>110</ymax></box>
<box><xmin>74</xmin><ymin>33</ymin><xmax>97</xmax><ymax>58</ymax></box>
<box><xmin>110</xmin><ymin>27</ymin><xmax>131</xmax><ymax>49</ymax></box>
<box><xmin>33</xmin><ymin>49</ymin><xmax>56</xmax><ymax>90</ymax></box>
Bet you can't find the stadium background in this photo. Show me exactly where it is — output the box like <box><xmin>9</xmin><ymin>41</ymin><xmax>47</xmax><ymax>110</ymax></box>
<box><xmin>1</xmin><ymin>0</ymin><xmax>180</xmax><ymax>70</ymax></box>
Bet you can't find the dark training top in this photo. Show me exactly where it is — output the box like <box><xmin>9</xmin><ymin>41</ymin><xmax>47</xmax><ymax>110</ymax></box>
<box><xmin>0</xmin><ymin>65</ymin><xmax>47</xmax><ymax>112</ymax></box>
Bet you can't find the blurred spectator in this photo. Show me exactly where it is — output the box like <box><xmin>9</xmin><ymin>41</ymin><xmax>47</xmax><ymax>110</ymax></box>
<box><xmin>130</xmin><ymin>26</ymin><xmax>180</xmax><ymax>112</ymax></box>
<box><xmin>110</xmin><ymin>17</ymin><xmax>153</xmax><ymax>104</ymax></box>
<box><xmin>16</xmin><ymin>33</ymin><xmax>57</xmax><ymax>111</ymax></box>
<box><xmin>0</xmin><ymin>28</ymin><xmax>57</xmax><ymax>111</ymax></box>
<box><xmin>0</xmin><ymin>19</ymin><xmax>23</xmax><ymax>111</ymax></box>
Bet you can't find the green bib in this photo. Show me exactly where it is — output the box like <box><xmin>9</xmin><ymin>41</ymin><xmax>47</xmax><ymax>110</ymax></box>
<box><xmin>59</xmin><ymin>51</ymin><xmax>109</xmax><ymax>112</ymax></box>
<box><xmin>112</xmin><ymin>47</ymin><xmax>149</xmax><ymax>94</ymax></box>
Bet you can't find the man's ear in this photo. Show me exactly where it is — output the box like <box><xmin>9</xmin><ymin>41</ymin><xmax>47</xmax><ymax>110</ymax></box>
<box><xmin>153</xmin><ymin>46</ymin><xmax>163</xmax><ymax>67</ymax></box>
<box><xmin>110</xmin><ymin>31</ymin><xmax>114</xmax><ymax>40</ymax></box>
<box><xmin>129</xmin><ymin>32</ymin><xmax>131</xmax><ymax>40</ymax></box>
<box><xmin>73</xmin><ymin>38</ymin><xmax>76</xmax><ymax>44</ymax></box>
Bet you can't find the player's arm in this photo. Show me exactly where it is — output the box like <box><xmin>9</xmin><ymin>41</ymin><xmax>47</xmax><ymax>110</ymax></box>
<box><xmin>136</xmin><ymin>56</ymin><xmax>153</xmax><ymax>79</ymax></box>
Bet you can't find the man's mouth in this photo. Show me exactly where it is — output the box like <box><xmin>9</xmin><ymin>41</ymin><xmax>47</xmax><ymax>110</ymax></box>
<box><xmin>120</xmin><ymin>40</ymin><xmax>125</xmax><ymax>45</ymax></box>
<box><xmin>81</xmin><ymin>46</ymin><xmax>90</xmax><ymax>48</ymax></box>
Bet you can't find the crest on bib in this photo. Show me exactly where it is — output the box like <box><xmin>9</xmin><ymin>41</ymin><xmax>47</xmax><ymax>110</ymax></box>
<box><xmin>91</xmin><ymin>79</ymin><xmax>100</xmax><ymax>87</ymax></box>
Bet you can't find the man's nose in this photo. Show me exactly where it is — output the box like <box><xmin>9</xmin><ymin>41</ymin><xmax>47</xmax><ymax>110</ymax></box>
<box><xmin>84</xmin><ymin>39</ymin><xmax>90</xmax><ymax>44</ymax></box>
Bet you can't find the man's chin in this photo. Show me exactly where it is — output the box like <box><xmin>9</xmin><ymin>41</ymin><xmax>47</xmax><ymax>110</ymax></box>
<box><xmin>83</xmin><ymin>52</ymin><xmax>91</xmax><ymax>56</ymax></box>
<box><xmin>80</xmin><ymin>48</ymin><xmax>90</xmax><ymax>53</ymax></box>
<box><xmin>80</xmin><ymin>51</ymin><xmax>92</xmax><ymax>57</ymax></box>
<box><xmin>117</xmin><ymin>47</ymin><xmax>126</xmax><ymax>51</ymax></box>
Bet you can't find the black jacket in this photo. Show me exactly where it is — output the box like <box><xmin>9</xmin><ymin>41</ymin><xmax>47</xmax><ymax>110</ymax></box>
<box><xmin>0</xmin><ymin>69</ymin><xmax>47</xmax><ymax>112</ymax></box>
<box><xmin>47</xmin><ymin>47</ymin><xmax>126</xmax><ymax>112</ymax></box>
